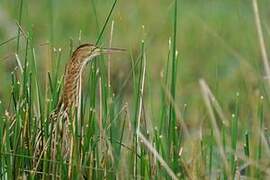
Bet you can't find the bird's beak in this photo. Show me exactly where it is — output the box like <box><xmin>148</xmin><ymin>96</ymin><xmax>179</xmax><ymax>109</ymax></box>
<box><xmin>97</xmin><ymin>47</ymin><xmax>126</xmax><ymax>54</ymax></box>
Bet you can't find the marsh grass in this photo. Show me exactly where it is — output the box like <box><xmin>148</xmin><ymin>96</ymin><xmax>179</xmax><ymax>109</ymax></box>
<box><xmin>0</xmin><ymin>0</ymin><xmax>270</xmax><ymax>179</ymax></box>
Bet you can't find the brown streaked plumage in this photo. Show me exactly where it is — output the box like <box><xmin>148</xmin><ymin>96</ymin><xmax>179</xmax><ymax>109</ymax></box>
<box><xmin>60</xmin><ymin>43</ymin><xmax>125</xmax><ymax>111</ymax></box>
<box><xmin>33</xmin><ymin>43</ymin><xmax>124</xmax><ymax>168</ymax></box>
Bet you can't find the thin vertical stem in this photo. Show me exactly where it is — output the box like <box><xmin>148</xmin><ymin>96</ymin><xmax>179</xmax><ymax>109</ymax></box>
<box><xmin>108</xmin><ymin>20</ymin><xmax>114</xmax><ymax>143</ymax></box>
<box><xmin>16</xmin><ymin>0</ymin><xmax>24</xmax><ymax>53</ymax></box>
<box><xmin>95</xmin><ymin>0</ymin><xmax>118</xmax><ymax>45</ymax></box>
<box><xmin>168</xmin><ymin>0</ymin><xmax>178</xmax><ymax>149</ymax></box>
<box><xmin>252</xmin><ymin>0</ymin><xmax>270</xmax><ymax>85</ymax></box>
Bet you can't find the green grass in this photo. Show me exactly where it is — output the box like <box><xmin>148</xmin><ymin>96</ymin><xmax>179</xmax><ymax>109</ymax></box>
<box><xmin>1</xmin><ymin>0</ymin><xmax>270</xmax><ymax>179</ymax></box>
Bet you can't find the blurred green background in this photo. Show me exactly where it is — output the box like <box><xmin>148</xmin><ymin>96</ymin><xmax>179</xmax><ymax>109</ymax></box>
<box><xmin>0</xmin><ymin>0</ymin><xmax>270</xmax><ymax>126</ymax></box>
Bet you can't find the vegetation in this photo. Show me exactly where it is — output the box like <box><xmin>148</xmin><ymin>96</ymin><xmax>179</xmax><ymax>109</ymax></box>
<box><xmin>0</xmin><ymin>0</ymin><xmax>270</xmax><ymax>179</ymax></box>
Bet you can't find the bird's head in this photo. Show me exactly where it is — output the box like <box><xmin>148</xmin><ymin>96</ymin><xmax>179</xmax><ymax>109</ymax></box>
<box><xmin>71</xmin><ymin>43</ymin><xmax>125</xmax><ymax>65</ymax></box>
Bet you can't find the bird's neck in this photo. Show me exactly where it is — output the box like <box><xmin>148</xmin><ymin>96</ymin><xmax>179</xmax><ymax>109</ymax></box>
<box><xmin>59</xmin><ymin>60</ymin><xmax>82</xmax><ymax>111</ymax></box>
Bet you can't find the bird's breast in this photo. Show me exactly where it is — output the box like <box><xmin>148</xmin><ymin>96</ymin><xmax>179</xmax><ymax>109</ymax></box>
<box><xmin>61</xmin><ymin>64</ymin><xmax>81</xmax><ymax>109</ymax></box>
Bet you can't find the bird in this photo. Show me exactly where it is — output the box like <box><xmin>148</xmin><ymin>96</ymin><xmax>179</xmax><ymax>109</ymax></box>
<box><xmin>33</xmin><ymin>43</ymin><xmax>125</xmax><ymax>170</ymax></box>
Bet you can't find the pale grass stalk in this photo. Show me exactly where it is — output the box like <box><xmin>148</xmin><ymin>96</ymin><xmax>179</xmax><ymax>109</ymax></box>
<box><xmin>260</xmin><ymin>132</ymin><xmax>270</xmax><ymax>157</ymax></box>
<box><xmin>199</xmin><ymin>79</ymin><xmax>230</xmax><ymax>176</ymax></box>
<box><xmin>133</xmin><ymin>44</ymin><xmax>146</xmax><ymax>177</ymax></box>
<box><xmin>136</xmin><ymin>41</ymin><xmax>146</xmax><ymax>134</ymax></box>
<box><xmin>252</xmin><ymin>0</ymin><xmax>270</xmax><ymax>84</ymax></box>
<box><xmin>108</xmin><ymin>20</ymin><xmax>114</xmax><ymax>89</ymax></box>
<box><xmin>203</xmin><ymin>85</ymin><xmax>228</xmax><ymax>126</ymax></box>
<box><xmin>16</xmin><ymin>22</ymin><xmax>27</xmax><ymax>38</ymax></box>
<box><xmin>98</xmin><ymin>77</ymin><xmax>106</xmax><ymax>153</ymax></box>
<box><xmin>105</xmin><ymin>21</ymin><xmax>115</xmax><ymax>163</ymax></box>
<box><xmin>137</xmin><ymin>131</ymin><xmax>178</xmax><ymax>180</ymax></box>
<box><xmin>197</xmin><ymin>78</ymin><xmax>228</xmax><ymax>125</ymax></box>
<box><xmin>15</xmin><ymin>53</ymin><xmax>23</xmax><ymax>73</ymax></box>
<box><xmin>32</xmin><ymin>48</ymin><xmax>41</xmax><ymax>118</ymax></box>
<box><xmin>98</xmin><ymin>77</ymin><xmax>114</xmax><ymax>168</ymax></box>
<box><xmin>105</xmin><ymin>103</ymin><xmax>128</xmax><ymax>131</ymax></box>
<box><xmin>45</xmin><ymin>45</ymin><xmax>50</xmax><ymax>116</ymax></box>
<box><xmin>118</xmin><ymin>105</ymin><xmax>133</xmax><ymax>179</ymax></box>
<box><xmin>88</xmin><ymin>152</ymin><xmax>94</xmax><ymax>179</ymax></box>
<box><xmin>51</xmin><ymin>116</ymin><xmax>60</xmax><ymax>176</ymax></box>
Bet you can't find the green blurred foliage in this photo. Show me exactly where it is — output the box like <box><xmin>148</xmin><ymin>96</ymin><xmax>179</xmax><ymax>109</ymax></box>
<box><xmin>0</xmin><ymin>0</ymin><xmax>270</xmax><ymax>123</ymax></box>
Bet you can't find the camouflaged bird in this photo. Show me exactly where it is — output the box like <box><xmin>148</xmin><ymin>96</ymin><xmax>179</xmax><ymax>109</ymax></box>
<box><xmin>33</xmin><ymin>43</ymin><xmax>125</xmax><ymax>168</ymax></box>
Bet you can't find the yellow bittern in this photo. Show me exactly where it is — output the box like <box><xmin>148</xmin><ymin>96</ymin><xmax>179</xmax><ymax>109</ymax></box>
<box><xmin>60</xmin><ymin>43</ymin><xmax>124</xmax><ymax>110</ymax></box>
<box><xmin>33</xmin><ymin>43</ymin><xmax>124</xmax><ymax>166</ymax></box>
